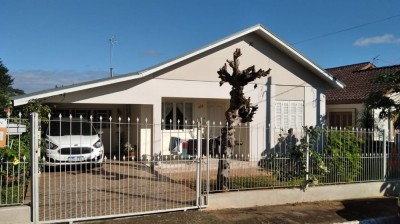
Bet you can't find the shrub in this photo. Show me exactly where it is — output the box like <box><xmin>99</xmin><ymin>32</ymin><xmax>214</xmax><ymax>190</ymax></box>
<box><xmin>0</xmin><ymin>135</ymin><xmax>30</xmax><ymax>185</ymax></box>
<box><xmin>323</xmin><ymin>129</ymin><xmax>362</xmax><ymax>182</ymax></box>
<box><xmin>267</xmin><ymin>126</ymin><xmax>363</xmax><ymax>186</ymax></box>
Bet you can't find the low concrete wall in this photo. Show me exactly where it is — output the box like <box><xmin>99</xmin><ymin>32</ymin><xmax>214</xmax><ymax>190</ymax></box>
<box><xmin>0</xmin><ymin>205</ymin><xmax>31</xmax><ymax>224</ymax></box>
<box><xmin>207</xmin><ymin>181</ymin><xmax>400</xmax><ymax>210</ymax></box>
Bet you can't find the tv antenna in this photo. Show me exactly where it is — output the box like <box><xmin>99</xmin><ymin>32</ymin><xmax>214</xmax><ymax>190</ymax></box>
<box><xmin>372</xmin><ymin>55</ymin><xmax>380</xmax><ymax>64</ymax></box>
<box><xmin>109</xmin><ymin>36</ymin><xmax>117</xmax><ymax>77</ymax></box>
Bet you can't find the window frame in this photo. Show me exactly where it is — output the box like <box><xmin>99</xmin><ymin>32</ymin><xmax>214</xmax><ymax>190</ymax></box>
<box><xmin>275</xmin><ymin>100</ymin><xmax>304</xmax><ymax>130</ymax></box>
<box><xmin>162</xmin><ymin>101</ymin><xmax>193</xmax><ymax>130</ymax></box>
<box><xmin>328</xmin><ymin>111</ymin><xmax>353</xmax><ymax>128</ymax></box>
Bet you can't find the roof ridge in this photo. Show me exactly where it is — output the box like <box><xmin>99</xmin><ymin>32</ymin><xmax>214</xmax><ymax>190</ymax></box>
<box><xmin>352</xmin><ymin>64</ymin><xmax>400</xmax><ymax>73</ymax></box>
<box><xmin>325</xmin><ymin>62</ymin><xmax>372</xmax><ymax>70</ymax></box>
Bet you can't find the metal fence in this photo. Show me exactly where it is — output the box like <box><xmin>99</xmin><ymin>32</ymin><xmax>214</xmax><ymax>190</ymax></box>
<box><xmin>208</xmin><ymin>126</ymin><xmax>400</xmax><ymax>192</ymax></box>
<box><xmin>30</xmin><ymin>114</ymin><xmax>207</xmax><ymax>223</ymax></box>
<box><xmin>0</xmin><ymin>115</ymin><xmax>30</xmax><ymax>206</ymax></box>
<box><xmin>3</xmin><ymin>113</ymin><xmax>400</xmax><ymax>222</ymax></box>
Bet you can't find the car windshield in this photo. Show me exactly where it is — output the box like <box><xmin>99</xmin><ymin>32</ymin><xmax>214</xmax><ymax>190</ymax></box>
<box><xmin>47</xmin><ymin>121</ymin><xmax>97</xmax><ymax>136</ymax></box>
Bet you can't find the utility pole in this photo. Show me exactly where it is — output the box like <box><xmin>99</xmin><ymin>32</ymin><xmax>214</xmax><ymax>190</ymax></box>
<box><xmin>109</xmin><ymin>36</ymin><xmax>117</xmax><ymax>77</ymax></box>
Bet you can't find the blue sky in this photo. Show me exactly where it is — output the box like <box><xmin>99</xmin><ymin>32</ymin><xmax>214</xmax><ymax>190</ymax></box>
<box><xmin>1</xmin><ymin>0</ymin><xmax>400</xmax><ymax>93</ymax></box>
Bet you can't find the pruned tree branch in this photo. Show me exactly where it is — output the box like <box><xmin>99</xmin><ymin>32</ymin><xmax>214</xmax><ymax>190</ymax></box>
<box><xmin>216</xmin><ymin>48</ymin><xmax>271</xmax><ymax>191</ymax></box>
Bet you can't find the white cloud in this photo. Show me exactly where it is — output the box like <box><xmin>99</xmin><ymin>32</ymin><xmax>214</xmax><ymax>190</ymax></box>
<box><xmin>11</xmin><ymin>70</ymin><xmax>108</xmax><ymax>93</ymax></box>
<box><xmin>354</xmin><ymin>34</ymin><xmax>400</xmax><ymax>46</ymax></box>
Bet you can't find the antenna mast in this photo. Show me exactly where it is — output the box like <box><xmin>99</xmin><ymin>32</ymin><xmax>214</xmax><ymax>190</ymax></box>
<box><xmin>109</xmin><ymin>36</ymin><xmax>117</xmax><ymax>77</ymax></box>
<box><xmin>372</xmin><ymin>55</ymin><xmax>380</xmax><ymax>64</ymax></box>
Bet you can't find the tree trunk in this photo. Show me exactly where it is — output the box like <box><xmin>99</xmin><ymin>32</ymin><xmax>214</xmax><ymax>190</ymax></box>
<box><xmin>216</xmin><ymin>48</ymin><xmax>271</xmax><ymax>191</ymax></box>
<box><xmin>217</xmin><ymin>125</ymin><xmax>236</xmax><ymax>190</ymax></box>
<box><xmin>217</xmin><ymin>96</ymin><xmax>240</xmax><ymax>190</ymax></box>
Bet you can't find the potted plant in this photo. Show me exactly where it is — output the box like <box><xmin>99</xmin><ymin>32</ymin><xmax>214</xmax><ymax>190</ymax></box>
<box><xmin>124</xmin><ymin>142</ymin><xmax>137</xmax><ymax>159</ymax></box>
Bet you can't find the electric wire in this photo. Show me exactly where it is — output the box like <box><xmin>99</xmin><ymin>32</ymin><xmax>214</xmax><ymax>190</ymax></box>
<box><xmin>292</xmin><ymin>13</ymin><xmax>400</xmax><ymax>45</ymax></box>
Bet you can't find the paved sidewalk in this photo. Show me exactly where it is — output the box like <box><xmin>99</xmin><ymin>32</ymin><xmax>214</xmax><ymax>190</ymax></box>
<box><xmin>1</xmin><ymin>197</ymin><xmax>399</xmax><ymax>223</ymax></box>
<box><xmin>81</xmin><ymin>197</ymin><xmax>400</xmax><ymax>224</ymax></box>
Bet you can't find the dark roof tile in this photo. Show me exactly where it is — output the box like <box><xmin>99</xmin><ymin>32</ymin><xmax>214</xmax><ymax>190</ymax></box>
<box><xmin>325</xmin><ymin>63</ymin><xmax>400</xmax><ymax>104</ymax></box>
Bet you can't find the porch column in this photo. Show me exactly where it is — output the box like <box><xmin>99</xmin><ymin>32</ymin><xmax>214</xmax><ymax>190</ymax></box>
<box><xmin>319</xmin><ymin>91</ymin><xmax>327</xmax><ymax>126</ymax></box>
<box><xmin>266</xmin><ymin>77</ymin><xmax>272</xmax><ymax>152</ymax></box>
<box><xmin>153</xmin><ymin>99</ymin><xmax>162</xmax><ymax>155</ymax></box>
<box><xmin>269</xmin><ymin>79</ymin><xmax>276</xmax><ymax>150</ymax></box>
<box><xmin>304</xmin><ymin>86</ymin><xmax>317</xmax><ymax>127</ymax></box>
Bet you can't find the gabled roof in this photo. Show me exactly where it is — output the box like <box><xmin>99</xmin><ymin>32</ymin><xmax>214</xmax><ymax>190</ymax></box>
<box><xmin>12</xmin><ymin>24</ymin><xmax>344</xmax><ymax>106</ymax></box>
<box><xmin>326</xmin><ymin>63</ymin><xmax>400</xmax><ymax>104</ymax></box>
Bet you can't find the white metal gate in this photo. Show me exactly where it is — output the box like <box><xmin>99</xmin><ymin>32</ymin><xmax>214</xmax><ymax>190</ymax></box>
<box><xmin>30</xmin><ymin>113</ymin><xmax>208</xmax><ymax>223</ymax></box>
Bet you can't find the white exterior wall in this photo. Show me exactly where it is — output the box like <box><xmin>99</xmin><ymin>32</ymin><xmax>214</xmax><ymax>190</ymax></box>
<box><xmin>41</xmin><ymin>33</ymin><xmax>331</xmax><ymax>158</ymax></box>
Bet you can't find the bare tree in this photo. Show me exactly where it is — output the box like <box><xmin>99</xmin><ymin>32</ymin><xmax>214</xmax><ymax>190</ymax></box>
<box><xmin>217</xmin><ymin>48</ymin><xmax>271</xmax><ymax>190</ymax></box>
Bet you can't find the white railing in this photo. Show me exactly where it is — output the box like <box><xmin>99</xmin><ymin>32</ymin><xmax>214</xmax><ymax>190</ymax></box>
<box><xmin>0</xmin><ymin>114</ymin><xmax>30</xmax><ymax>206</ymax></box>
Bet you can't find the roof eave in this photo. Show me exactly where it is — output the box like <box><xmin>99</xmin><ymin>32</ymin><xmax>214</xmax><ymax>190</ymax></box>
<box><xmin>12</xmin><ymin>72</ymin><xmax>143</xmax><ymax>106</ymax></box>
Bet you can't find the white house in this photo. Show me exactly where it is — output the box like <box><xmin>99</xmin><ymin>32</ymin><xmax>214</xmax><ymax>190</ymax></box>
<box><xmin>12</xmin><ymin>24</ymin><xmax>343</xmax><ymax>159</ymax></box>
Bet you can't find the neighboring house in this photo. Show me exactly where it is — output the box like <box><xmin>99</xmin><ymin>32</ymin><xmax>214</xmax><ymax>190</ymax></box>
<box><xmin>325</xmin><ymin>62</ymin><xmax>400</xmax><ymax>140</ymax></box>
<box><xmin>12</xmin><ymin>24</ymin><xmax>343</xmax><ymax>158</ymax></box>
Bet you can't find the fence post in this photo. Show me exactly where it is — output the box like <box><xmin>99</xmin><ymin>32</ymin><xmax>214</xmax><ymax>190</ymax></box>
<box><xmin>305</xmin><ymin>132</ymin><xmax>310</xmax><ymax>189</ymax></box>
<box><xmin>383</xmin><ymin>129</ymin><xmax>387</xmax><ymax>181</ymax></box>
<box><xmin>205</xmin><ymin>120</ymin><xmax>210</xmax><ymax>206</ymax></box>
<box><xmin>6</xmin><ymin>111</ymin><xmax>10</xmax><ymax>147</ymax></box>
<box><xmin>196</xmin><ymin>119</ymin><xmax>202</xmax><ymax>207</ymax></box>
<box><xmin>30</xmin><ymin>112</ymin><xmax>39</xmax><ymax>223</ymax></box>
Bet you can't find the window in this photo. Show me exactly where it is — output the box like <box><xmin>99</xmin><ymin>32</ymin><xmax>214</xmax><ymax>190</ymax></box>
<box><xmin>162</xmin><ymin>101</ymin><xmax>193</xmax><ymax>130</ymax></box>
<box><xmin>328</xmin><ymin>112</ymin><xmax>352</xmax><ymax>128</ymax></box>
<box><xmin>275</xmin><ymin>101</ymin><xmax>303</xmax><ymax>130</ymax></box>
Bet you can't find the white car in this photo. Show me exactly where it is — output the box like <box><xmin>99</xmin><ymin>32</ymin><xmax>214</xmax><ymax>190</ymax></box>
<box><xmin>44</xmin><ymin>119</ymin><xmax>104</xmax><ymax>166</ymax></box>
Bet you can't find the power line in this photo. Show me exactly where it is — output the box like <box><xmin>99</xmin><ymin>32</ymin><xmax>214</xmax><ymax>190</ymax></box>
<box><xmin>292</xmin><ymin>13</ymin><xmax>400</xmax><ymax>45</ymax></box>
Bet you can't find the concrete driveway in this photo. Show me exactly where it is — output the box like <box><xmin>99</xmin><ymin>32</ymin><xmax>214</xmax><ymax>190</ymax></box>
<box><xmin>37</xmin><ymin>160</ymin><xmax>198</xmax><ymax>222</ymax></box>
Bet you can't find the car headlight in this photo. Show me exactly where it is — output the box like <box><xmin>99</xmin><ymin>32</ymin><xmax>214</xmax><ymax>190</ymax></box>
<box><xmin>93</xmin><ymin>139</ymin><xmax>103</xmax><ymax>148</ymax></box>
<box><xmin>45</xmin><ymin>141</ymin><xmax>58</xmax><ymax>150</ymax></box>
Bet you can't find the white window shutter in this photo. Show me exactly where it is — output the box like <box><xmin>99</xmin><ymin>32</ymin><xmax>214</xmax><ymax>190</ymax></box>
<box><xmin>290</xmin><ymin>102</ymin><xmax>297</xmax><ymax>128</ymax></box>
<box><xmin>297</xmin><ymin>102</ymin><xmax>303</xmax><ymax>129</ymax></box>
<box><xmin>283</xmin><ymin>102</ymin><xmax>289</xmax><ymax>129</ymax></box>
<box><xmin>275</xmin><ymin>101</ymin><xmax>304</xmax><ymax>131</ymax></box>
<box><xmin>275</xmin><ymin>102</ymin><xmax>282</xmax><ymax>129</ymax></box>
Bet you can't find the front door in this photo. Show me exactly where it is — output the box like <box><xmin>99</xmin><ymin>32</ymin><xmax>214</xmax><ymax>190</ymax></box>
<box><xmin>329</xmin><ymin>111</ymin><xmax>353</xmax><ymax>128</ymax></box>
